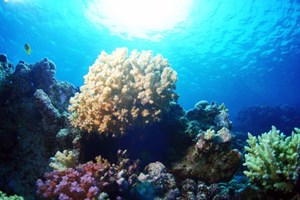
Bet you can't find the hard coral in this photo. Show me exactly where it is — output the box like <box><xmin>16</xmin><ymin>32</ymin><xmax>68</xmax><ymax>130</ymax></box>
<box><xmin>68</xmin><ymin>47</ymin><xmax>178</xmax><ymax>136</ymax></box>
<box><xmin>0</xmin><ymin>190</ymin><xmax>24</xmax><ymax>200</ymax></box>
<box><xmin>185</xmin><ymin>101</ymin><xmax>232</xmax><ymax>137</ymax></box>
<box><xmin>36</xmin><ymin>150</ymin><xmax>140</xmax><ymax>199</ymax></box>
<box><xmin>243</xmin><ymin>126</ymin><xmax>300</xmax><ymax>193</ymax></box>
<box><xmin>49</xmin><ymin>150</ymin><xmax>78</xmax><ymax>171</ymax></box>
<box><xmin>137</xmin><ymin>162</ymin><xmax>178</xmax><ymax>198</ymax></box>
<box><xmin>36</xmin><ymin>165</ymin><xmax>101</xmax><ymax>199</ymax></box>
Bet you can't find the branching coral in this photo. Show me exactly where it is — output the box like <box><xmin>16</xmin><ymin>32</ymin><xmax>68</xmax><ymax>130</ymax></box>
<box><xmin>68</xmin><ymin>47</ymin><xmax>178</xmax><ymax>136</ymax></box>
<box><xmin>49</xmin><ymin>150</ymin><xmax>78</xmax><ymax>171</ymax></box>
<box><xmin>36</xmin><ymin>150</ymin><xmax>140</xmax><ymax>199</ymax></box>
<box><xmin>243</xmin><ymin>126</ymin><xmax>300</xmax><ymax>192</ymax></box>
<box><xmin>0</xmin><ymin>191</ymin><xmax>24</xmax><ymax>200</ymax></box>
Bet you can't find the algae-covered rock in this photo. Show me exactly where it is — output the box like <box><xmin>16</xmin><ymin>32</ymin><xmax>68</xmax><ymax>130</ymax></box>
<box><xmin>0</xmin><ymin>54</ymin><xmax>13</xmax><ymax>91</ymax></box>
<box><xmin>137</xmin><ymin>162</ymin><xmax>178</xmax><ymax>198</ymax></box>
<box><xmin>0</xmin><ymin>56</ymin><xmax>76</xmax><ymax>199</ymax></box>
<box><xmin>185</xmin><ymin>101</ymin><xmax>232</xmax><ymax>137</ymax></box>
<box><xmin>171</xmin><ymin>128</ymin><xmax>242</xmax><ymax>183</ymax></box>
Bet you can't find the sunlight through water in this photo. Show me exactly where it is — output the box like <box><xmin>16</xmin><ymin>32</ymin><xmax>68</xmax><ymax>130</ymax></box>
<box><xmin>85</xmin><ymin>0</ymin><xmax>193</xmax><ymax>40</ymax></box>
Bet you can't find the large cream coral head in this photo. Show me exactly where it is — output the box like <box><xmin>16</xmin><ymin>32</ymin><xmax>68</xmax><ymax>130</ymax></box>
<box><xmin>68</xmin><ymin>47</ymin><xmax>178</xmax><ymax>136</ymax></box>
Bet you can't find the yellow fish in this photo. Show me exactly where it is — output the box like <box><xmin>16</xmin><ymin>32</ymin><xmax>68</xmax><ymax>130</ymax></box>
<box><xmin>24</xmin><ymin>43</ymin><xmax>31</xmax><ymax>55</ymax></box>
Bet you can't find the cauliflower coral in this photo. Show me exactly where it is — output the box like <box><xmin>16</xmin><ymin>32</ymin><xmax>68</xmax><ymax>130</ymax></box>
<box><xmin>68</xmin><ymin>47</ymin><xmax>178</xmax><ymax>136</ymax></box>
<box><xmin>243</xmin><ymin>126</ymin><xmax>300</xmax><ymax>193</ymax></box>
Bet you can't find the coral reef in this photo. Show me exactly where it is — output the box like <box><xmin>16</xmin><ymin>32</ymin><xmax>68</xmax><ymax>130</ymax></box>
<box><xmin>178</xmin><ymin>179</ymin><xmax>219</xmax><ymax>200</ymax></box>
<box><xmin>216</xmin><ymin>176</ymin><xmax>263</xmax><ymax>199</ymax></box>
<box><xmin>244</xmin><ymin>126</ymin><xmax>300</xmax><ymax>193</ymax></box>
<box><xmin>38</xmin><ymin>155</ymin><xmax>253</xmax><ymax>200</ymax></box>
<box><xmin>75</xmin><ymin>100</ymin><xmax>237</xmax><ymax>179</ymax></box>
<box><xmin>28</xmin><ymin>58</ymin><xmax>56</xmax><ymax>90</ymax></box>
<box><xmin>234</xmin><ymin>104</ymin><xmax>300</xmax><ymax>135</ymax></box>
<box><xmin>47</xmin><ymin>81</ymin><xmax>78</xmax><ymax>113</ymax></box>
<box><xmin>135</xmin><ymin>163</ymin><xmax>254</xmax><ymax>200</ymax></box>
<box><xmin>0</xmin><ymin>56</ymin><xmax>77</xmax><ymax>199</ymax></box>
<box><xmin>3</xmin><ymin>50</ymin><xmax>235</xmax><ymax>200</ymax></box>
<box><xmin>135</xmin><ymin>173</ymin><xmax>263</xmax><ymax>200</ymax></box>
<box><xmin>185</xmin><ymin>100</ymin><xmax>232</xmax><ymax>137</ymax></box>
<box><xmin>136</xmin><ymin>162</ymin><xmax>179</xmax><ymax>199</ymax></box>
<box><xmin>36</xmin><ymin>150</ymin><xmax>139</xmax><ymax>199</ymax></box>
<box><xmin>1</xmin><ymin>53</ymin><xmax>268</xmax><ymax>199</ymax></box>
<box><xmin>0</xmin><ymin>54</ymin><xmax>14</xmax><ymax>89</ymax></box>
<box><xmin>68</xmin><ymin>47</ymin><xmax>178</xmax><ymax>136</ymax></box>
<box><xmin>34</xmin><ymin>89</ymin><xmax>62</xmax><ymax>124</ymax></box>
<box><xmin>171</xmin><ymin>127</ymin><xmax>242</xmax><ymax>183</ymax></box>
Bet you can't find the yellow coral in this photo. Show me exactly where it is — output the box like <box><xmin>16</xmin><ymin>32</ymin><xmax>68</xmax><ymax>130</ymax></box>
<box><xmin>49</xmin><ymin>150</ymin><xmax>78</xmax><ymax>171</ymax></box>
<box><xmin>203</xmin><ymin>127</ymin><xmax>231</xmax><ymax>142</ymax></box>
<box><xmin>243</xmin><ymin>126</ymin><xmax>300</xmax><ymax>193</ymax></box>
<box><xmin>204</xmin><ymin>129</ymin><xmax>215</xmax><ymax>140</ymax></box>
<box><xmin>69</xmin><ymin>47</ymin><xmax>178</xmax><ymax>136</ymax></box>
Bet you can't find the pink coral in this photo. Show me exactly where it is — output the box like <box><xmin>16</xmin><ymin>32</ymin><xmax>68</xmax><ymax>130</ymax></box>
<box><xmin>36</xmin><ymin>166</ymin><xmax>100</xmax><ymax>199</ymax></box>
<box><xmin>36</xmin><ymin>151</ymin><xmax>139</xmax><ymax>199</ymax></box>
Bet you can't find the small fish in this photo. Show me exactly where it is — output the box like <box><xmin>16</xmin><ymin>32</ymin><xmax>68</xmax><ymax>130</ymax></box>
<box><xmin>24</xmin><ymin>43</ymin><xmax>31</xmax><ymax>55</ymax></box>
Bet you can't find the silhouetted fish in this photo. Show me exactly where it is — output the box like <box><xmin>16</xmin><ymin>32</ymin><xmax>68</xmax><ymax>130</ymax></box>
<box><xmin>24</xmin><ymin>43</ymin><xmax>31</xmax><ymax>55</ymax></box>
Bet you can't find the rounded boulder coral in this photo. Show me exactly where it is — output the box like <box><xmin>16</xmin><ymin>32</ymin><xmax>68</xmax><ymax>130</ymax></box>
<box><xmin>68</xmin><ymin>47</ymin><xmax>178</xmax><ymax>136</ymax></box>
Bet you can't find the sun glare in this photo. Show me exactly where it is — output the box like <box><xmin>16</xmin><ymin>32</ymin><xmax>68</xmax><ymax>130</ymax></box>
<box><xmin>85</xmin><ymin>0</ymin><xmax>193</xmax><ymax>40</ymax></box>
<box><xmin>3</xmin><ymin>0</ymin><xmax>24</xmax><ymax>3</ymax></box>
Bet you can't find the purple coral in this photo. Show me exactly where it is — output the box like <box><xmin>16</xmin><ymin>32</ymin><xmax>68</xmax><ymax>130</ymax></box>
<box><xmin>36</xmin><ymin>167</ymin><xmax>100</xmax><ymax>199</ymax></box>
<box><xmin>36</xmin><ymin>151</ymin><xmax>139</xmax><ymax>199</ymax></box>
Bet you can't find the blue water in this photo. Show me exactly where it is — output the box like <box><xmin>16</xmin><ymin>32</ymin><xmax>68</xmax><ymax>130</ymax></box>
<box><xmin>1</xmin><ymin>0</ymin><xmax>300</xmax><ymax>120</ymax></box>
